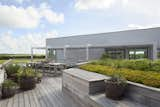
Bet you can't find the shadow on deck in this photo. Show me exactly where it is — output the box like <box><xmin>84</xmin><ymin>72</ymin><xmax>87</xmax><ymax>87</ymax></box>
<box><xmin>0</xmin><ymin>77</ymin><xmax>81</xmax><ymax>107</ymax></box>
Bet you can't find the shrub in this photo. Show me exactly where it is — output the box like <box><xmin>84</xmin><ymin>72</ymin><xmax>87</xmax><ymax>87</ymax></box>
<box><xmin>35</xmin><ymin>72</ymin><xmax>43</xmax><ymax>83</ymax></box>
<box><xmin>5</xmin><ymin>64</ymin><xmax>20</xmax><ymax>78</ymax></box>
<box><xmin>18</xmin><ymin>67</ymin><xmax>36</xmax><ymax>90</ymax></box>
<box><xmin>80</xmin><ymin>64</ymin><xmax>160</xmax><ymax>88</ymax></box>
<box><xmin>2</xmin><ymin>79</ymin><xmax>17</xmax><ymax>98</ymax></box>
<box><xmin>2</xmin><ymin>79</ymin><xmax>17</xmax><ymax>88</ymax></box>
<box><xmin>91</xmin><ymin>59</ymin><xmax>160</xmax><ymax>72</ymax></box>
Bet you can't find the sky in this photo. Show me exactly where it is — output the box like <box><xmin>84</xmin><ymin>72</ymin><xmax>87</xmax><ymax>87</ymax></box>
<box><xmin>0</xmin><ymin>0</ymin><xmax>160</xmax><ymax>54</ymax></box>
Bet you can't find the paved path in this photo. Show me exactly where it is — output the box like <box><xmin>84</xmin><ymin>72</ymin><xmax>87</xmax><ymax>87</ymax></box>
<box><xmin>0</xmin><ymin>77</ymin><xmax>81</xmax><ymax>107</ymax></box>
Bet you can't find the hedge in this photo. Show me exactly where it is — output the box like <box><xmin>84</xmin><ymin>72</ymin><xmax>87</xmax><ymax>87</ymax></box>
<box><xmin>0</xmin><ymin>54</ymin><xmax>45</xmax><ymax>60</ymax></box>
<box><xmin>90</xmin><ymin>59</ymin><xmax>160</xmax><ymax>72</ymax></box>
<box><xmin>80</xmin><ymin>64</ymin><xmax>160</xmax><ymax>88</ymax></box>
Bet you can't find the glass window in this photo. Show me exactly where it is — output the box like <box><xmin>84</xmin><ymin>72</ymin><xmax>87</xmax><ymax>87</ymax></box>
<box><xmin>105</xmin><ymin>49</ymin><xmax>125</xmax><ymax>59</ymax></box>
<box><xmin>48</xmin><ymin>49</ymin><xmax>55</xmax><ymax>59</ymax></box>
<box><xmin>129</xmin><ymin>48</ymin><xmax>148</xmax><ymax>59</ymax></box>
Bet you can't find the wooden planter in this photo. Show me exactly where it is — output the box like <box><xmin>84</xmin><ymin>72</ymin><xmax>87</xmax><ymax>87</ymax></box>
<box><xmin>20</xmin><ymin>77</ymin><xmax>36</xmax><ymax>90</ymax></box>
<box><xmin>2</xmin><ymin>87</ymin><xmax>16</xmax><ymax>98</ymax></box>
<box><xmin>105</xmin><ymin>81</ymin><xmax>126</xmax><ymax>100</ymax></box>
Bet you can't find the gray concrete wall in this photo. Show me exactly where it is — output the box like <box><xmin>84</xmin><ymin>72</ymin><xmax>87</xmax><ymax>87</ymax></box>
<box><xmin>46</xmin><ymin>28</ymin><xmax>160</xmax><ymax>49</ymax></box>
<box><xmin>47</xmin><ymin>27</ymin><xmax>160</xmax><ymax>61</ymax></box>
<box><xmin>88</xmin><ymin>47</ymin><xmax>105</xmax><ymax>60</ymax></box>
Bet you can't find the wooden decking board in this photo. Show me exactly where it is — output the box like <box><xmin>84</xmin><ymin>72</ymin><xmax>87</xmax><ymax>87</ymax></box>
<box><xmin>24</xmin><ymin>91</ymin><xmax>31</xmax><ymax>107</ymax></box>
<box><xmin>1</xmin><ymin>99</ymin><xmax>8</xmax><ymax>107</ymax></box>
<box><xmin>42</xmin><ymin>83</ymin><xmax>61</xmax><ymax>107</ymax></box>
<box><xmin>0</xmin><ymin>77</ymin><xmax>82</xmax><ymax>107</ymax></box>
<box><xmin>38</xmin><ymin>83</ymin><xmax>55</xmax><ymax>107</ymax></box>
<box><xmin>30</xmin><ymin>89</ymin><xmax>40</xmax><ymax>107</ymax></box>
<box><xmin>34</xmin><ymin>84</ymin><xmax>47</xmax><ymax>107</ymax></box>
<box><xmin>18</xmin><ymin>92</ymin><xmax>25</xmax><ymax>107</ymax></box>
<box><xmin>28</xmin><ymin>90</ymin><xmax>36</xmax><ymax>107</ymax></box>
<box><xmin>44</xmin><ymin>78</ymin><xmax>63</xmax><ymax>107</ymax></box>
<box><xmin>13</xmin><ymin>93</ymin><xmax>19</xmax><ymax>107</ymax></box>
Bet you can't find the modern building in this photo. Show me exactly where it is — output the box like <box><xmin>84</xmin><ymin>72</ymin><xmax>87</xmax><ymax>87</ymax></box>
<box><xmin>46</xmin><ymin>27</ymin><xmax>160</xmax><ymax>63</ymax></box>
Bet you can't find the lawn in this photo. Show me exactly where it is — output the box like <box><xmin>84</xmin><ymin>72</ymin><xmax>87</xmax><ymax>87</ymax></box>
<box><xmin>0</xmin><ymin>58</ymin><xmax>45</xmax><ymax>64</ymax></box>
<box><xmin>0</xmin><ymin>60</ymin><xmax>7</xmax><ymax>64</ymax></box>
<box><xmin>11</xmin><ymin>58</ymin><xmax>45</xmax><ymax>64</ymax></box>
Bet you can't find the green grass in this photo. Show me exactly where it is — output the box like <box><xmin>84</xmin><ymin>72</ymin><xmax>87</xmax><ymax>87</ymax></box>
<box><xmin>91</xmin><ymin>59</ymin><xmax>160</xmax><ymax>72</ymax></box>
<box><xmin>80</xmin><ymin>64</ymin><xmax>160</xmax><ymax>88</ymax></box>
<box><xmin>0</xmin><ymin>58</ymin><xmax>45</xmax><ymax>64</ymax></box>
<box><xmin>0</xmin><ymin>54</ymin><xmax>45</xmax><ymax>60</ymax></box>
<box><xmin>11</xmin><ymin>58</ymin><xmax>45</xmax><ymax>64</ymax></box>
<box><xmin>0</xmin><ymin>60</ymin><xmax>7</xmax><ymax>64</ymax></box>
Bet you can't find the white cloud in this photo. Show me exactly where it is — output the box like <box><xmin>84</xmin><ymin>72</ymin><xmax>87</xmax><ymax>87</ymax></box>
<box><xmin>74</xmin><ymin>0</ymin><xmax>160</xmax><ymax>18</ymax></box>
<box><xmin>75</xmin><ymin>0</ymin><xmax>116</xmax><ymax>10</ymax></box>
<box><xmin>74</xmin><ymin>0</ymin><xmax>160</xmax><ymax>29</ymax></box>
<box><xmin>15</xmin><ymin>0</ymin><xmax>30</xmax><ymax>4</ymax></box>
<box><xmin>40</xmin><ymin>3</ymin><xmax>64</xmax><ymax>24</ymax></box>
<box><xmin>0</xmin><ymin>3</ymin><xmax>64</xmax><ymax>29</ymax></box>
<box><xmin>0</xmin><ymin>30</ymin><xmax>58</xmax><ymax>54</ymax></box>
<box><xmin>127</xmin><ymin>24</ymin><xmax>160</xmax><ymax>30</ymax></box>
<box><xmin>122</xmin><ymin>0</ymin><xmax>160</xmax><ymax>18</ymax></box>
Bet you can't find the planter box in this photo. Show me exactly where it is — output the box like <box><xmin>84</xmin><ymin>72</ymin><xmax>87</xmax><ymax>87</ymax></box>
<box><xmin>62</xmin><ymin>68</ymin><xmax>160</xmax><ymax>107</ymax></box>
<box><xmin>63</xmin><ymin>68</ymin><xmax>108</xmax><ymax>97</ymax></box>
<box><xmin>126</xmin><ymin>81</ymin><xmax>160</xmax><ymax>107</ymax></box>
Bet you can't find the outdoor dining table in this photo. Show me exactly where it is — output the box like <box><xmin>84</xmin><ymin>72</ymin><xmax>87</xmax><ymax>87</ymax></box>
<box><xmin>47</xmin><ymin>63</ymin><xmax>66</xmax><ymax>73</ymax></box>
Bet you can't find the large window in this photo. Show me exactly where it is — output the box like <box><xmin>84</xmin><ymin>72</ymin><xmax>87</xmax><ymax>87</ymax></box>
<box><xmin>48</xmin><ymin>49</ymin><xmax>55</xmax><ymax>59</ymax></box>
<box><xmin>129</xmin><ymin>48</ymin><xmax>148</xmax><ymax>59</ymax></box>
<box><xmin>105</xmin><ymin>49</ymin><xmax>125</xmax><ymax>59</ymax></box>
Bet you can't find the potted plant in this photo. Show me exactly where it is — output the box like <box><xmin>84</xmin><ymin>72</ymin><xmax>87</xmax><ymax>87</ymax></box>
<box><xmin>2</xmin><ymin>79</ymin><xmax>17</xmax><ymax>98</ymax></box>
<box><xmin>105</xmin><ymin>75</ymin><xmax>127</xmax><ymax>100</ymax></box>
<box><xmin>18</xmin><ymin>68</ymin><xmax>36</xmax><ymax>90</ymax></box>
<box><xmin>35</xmin><ymin>72</ymin><xmax>43</xmax><ymax>83</ymax></box>
<box><xmin>4</xmin><ymin>64</ymin><xmax>20</xmax><ymax>82</ymax></box>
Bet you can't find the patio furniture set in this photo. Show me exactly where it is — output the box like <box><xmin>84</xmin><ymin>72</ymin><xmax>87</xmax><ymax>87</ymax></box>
<box><xmin>27</xmin><ymin>61</ymin><xmax>66</xmax><ymax>76</ymax></box>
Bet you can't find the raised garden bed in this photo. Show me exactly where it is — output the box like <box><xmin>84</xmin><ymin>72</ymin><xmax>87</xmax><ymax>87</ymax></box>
<box><xmin>63</xmin><ymin>68</ymin><xmax>160</xmax><ymax>107</ymax></box>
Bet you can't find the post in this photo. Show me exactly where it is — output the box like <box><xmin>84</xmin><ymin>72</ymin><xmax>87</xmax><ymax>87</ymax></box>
<box><xmin>31</xmin><ymin>47</ymin><xmax>33</xmax><ymax>62</ymax></box>
<box><xmin>64</xmin><ymin>45</ymin><xmax>70</xmax><ymax>63</ymax></box>
<box><xmin>63</xmin><ymin>47</ymin><xmax>66</xmax><ymax>61</ymax></box>
<box><xmin>86</xmin><ymin>44</ymin><xmax>91</xmax><ymax>61</ymax></box>
<box><xmin>45</xmin><ymin>47</ymin><xmax>48</xmax><ymax>60</ymax></box>
<box><xmin>153</xmin><ymin>44</ymin><xmax>158</xmax><ymax>60</ymax></box>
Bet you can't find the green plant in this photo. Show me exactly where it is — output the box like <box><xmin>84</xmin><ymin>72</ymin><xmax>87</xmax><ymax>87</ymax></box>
<box><xmin>5</xmin><ymin>64</ymin><xmax>20</xmax><ymax>77</ymax></box>
<box><xmin>18</xmin><ymin>67</ymin><xmax>36</xmax><ymax>90</ymax></box>
<box><xmin>105</xmin><ymin>74</ymin><xmax>127</xmax><ymax>100</ymax></box>
<box><xmin>90</xmin><ymin>59</ymin><xmax>160</xmax><ymax>72</ymax></box>
<box><xmin>35</xmin><ymin>72</ymin><xmax>43</xmax><ymax>83</ymax></box>
<box><xmin>35</xmin><ymin>72</ymin><xmax>42</xmax><ymax>78</ymax></box>
<box><xmin>18</xmin><ymin>67</ymin><xmax>36</xmax><ymax>78</ymax></box>
<box><xmin>80</xmin><ymin>64</ymin><xmax>160</xmax><ymax>88</ymax></box>
<box><xmin>107</xmin><ymin>74</ymin><xmax>127</xmax><ymax>85</ymax></box>
<box><xmin>2</xmin><ymin>79</ymin><xmax>17</xmax><ymax>98</ymax></box>
<box><xmin>2</xmin><ymin>79</ymin><xmax>17</xmax><ymax>88</ymax></box>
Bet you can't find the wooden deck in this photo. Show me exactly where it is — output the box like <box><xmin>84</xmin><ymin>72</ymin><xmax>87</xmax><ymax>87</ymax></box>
<box><xmin>0</xmin><ymin>77</ymin><xmax>81</xmax><ymax>107</ymax></box>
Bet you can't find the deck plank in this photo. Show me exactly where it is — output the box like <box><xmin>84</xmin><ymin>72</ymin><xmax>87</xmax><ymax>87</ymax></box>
<box><xmin>24</xmin><ymin>91</ymin><xmax>30</xmax><ymax>107</ymax></box>
<box><xmin>30</xmin><ymin>89</ymin><xmax>40</xmax><ymax>107</ymax></box>
<box><xmin>13</xmin><ymin>93</ymin><xmax>19</xmax><ymax>107</ymax></box>
<box><xmin>0</xmin><ymin>77</ymin><xmax>82</xmax><ymax>107</ymax></box>
<box><xmin>18</xmin><ymin>92</ymin><xmax>25</xmax><ymax>107</ymax></box>
<box><xmin>6</xmin><ymin>97</ymin><xmax>13</xmax><ymax>107</ymax></box>
<box><xmin>34</xmin><ymin>85</ymin><xmax>46</xmax><ymax>107</ymax></box>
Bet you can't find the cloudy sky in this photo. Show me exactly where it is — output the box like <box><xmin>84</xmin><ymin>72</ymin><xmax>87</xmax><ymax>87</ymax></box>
<box><xmin>0</xmin><ymin>0</ymin><xmax>159</xmax><ymax>54</ymax></box>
